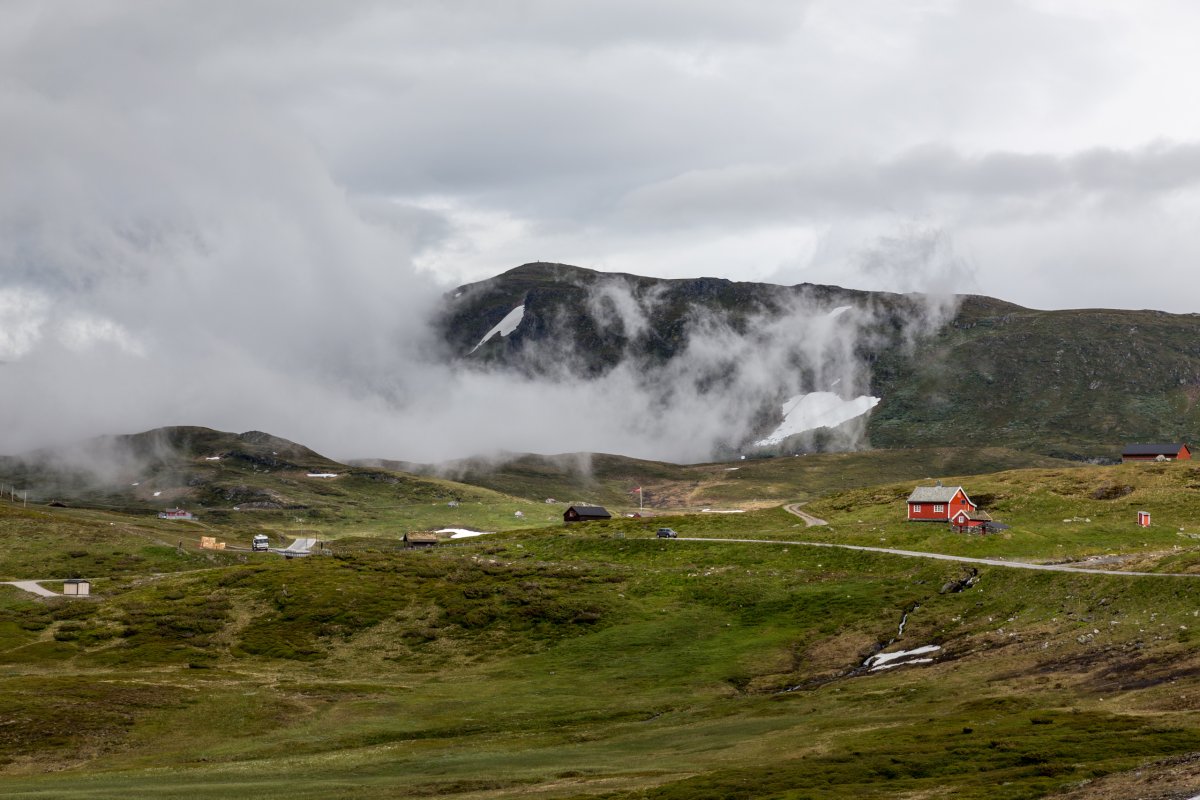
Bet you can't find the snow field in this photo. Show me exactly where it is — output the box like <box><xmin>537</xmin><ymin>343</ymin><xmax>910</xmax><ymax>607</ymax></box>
<box><xmin>469</xmin><ymin>305</ymin><xmax>526</xmax><ymax>354</ymax></box>
<box><xmin>754</xmin><ymin>391</ymin><xmax>881</xmax><ymax>447</ymax></box>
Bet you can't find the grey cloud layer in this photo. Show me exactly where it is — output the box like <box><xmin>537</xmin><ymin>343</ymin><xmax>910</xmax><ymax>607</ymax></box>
<box><xmin>2</xmin><ymin>1</ymin><xmax>1199</xmax><ymax>460</ymax></box>
<box><xmin>620</xmin><ymin>143</ymin><xmax>1200</xmax><ymax>226</ymax></box>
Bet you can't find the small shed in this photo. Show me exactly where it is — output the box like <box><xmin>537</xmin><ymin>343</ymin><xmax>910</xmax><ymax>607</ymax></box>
<box><xmin>950</xmin><ymin>509</ymin><xmax>994</xmax><ymax>533</ymax></box>
<box><xmin>1122</xmin><ymin>443</ymin><xmax>1192</xmax><ymax>462</ymax></box>
<box><xmin>1137</xmin><ymin>510</ymin><xmax>1151</xmax><ymax>527</ymax></box>
<box><xmin>404</xmin><ymin>532</ymin><xmax>439</xmax><ymax>548</ymax></box>
<box><xmin>63</xmin><ymin>579</ymin><xmax>90</xmax><ymax>596</ymax></box>
<box><xmin>563</xmin><ymin>505</ymin><xmax>612</xmax><ymax>523</ymax></box>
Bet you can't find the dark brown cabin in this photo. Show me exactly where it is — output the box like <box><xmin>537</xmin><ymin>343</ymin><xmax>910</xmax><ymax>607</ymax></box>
<box><xmin>563</xmin><ymin>505</ymin><xmax>612</xmax><ymax>523</ymax></box>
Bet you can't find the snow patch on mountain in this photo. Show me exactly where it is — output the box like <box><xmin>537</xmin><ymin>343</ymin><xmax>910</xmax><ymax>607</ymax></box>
<box><xmin>469</xmin><ymin>305</ymin><xmax>525</xmax><ymax>354</ymax></box>
<box><xmin>438</xmin><ymin>528</ymin><xmax>495</xmax><ymax>538</ymax></box>
<box><xmin>754</xmin><ymin>392</ymin><xmax>881</xmax><ymax>446</ymax></box>
<box><xmin>865</xmin><ymin>644</ymin><xmax>941</xmax><ymax>671</ymax></box>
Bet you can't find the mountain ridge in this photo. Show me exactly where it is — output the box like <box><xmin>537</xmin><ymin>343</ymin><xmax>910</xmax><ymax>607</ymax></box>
<box><xmin>439</xmin><ymin>262</ymin><xmax>1200</xmax><ymax>459</ymax></box>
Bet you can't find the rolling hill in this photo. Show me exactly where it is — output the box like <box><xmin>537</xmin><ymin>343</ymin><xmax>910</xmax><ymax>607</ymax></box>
<box><xmin>0</xmin><ymin>426</ymin><xmax>550</xmax><ymax>544</ymax></box>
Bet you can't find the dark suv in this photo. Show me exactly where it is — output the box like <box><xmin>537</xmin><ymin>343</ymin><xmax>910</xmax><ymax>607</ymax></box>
<box><xmin>656</xmin><ymin>528</ymin><xmax>678</xmax><ymax>538</ymax></box>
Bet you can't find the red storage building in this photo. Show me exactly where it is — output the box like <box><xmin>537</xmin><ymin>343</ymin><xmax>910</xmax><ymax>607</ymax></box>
<box><xmin>1121</xmin><ymin>443</ymin><xmax>1191</xmax><ymax>462</ymax></box>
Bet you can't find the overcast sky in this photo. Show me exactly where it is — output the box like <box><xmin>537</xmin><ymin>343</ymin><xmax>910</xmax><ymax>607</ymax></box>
<box><xmin>6</xmin><ymin>1</ymin><xmax>1200</xmax><ymax>312</ymax></box>
<box><xmin>3</xmin><ymin>1</ymin><xmax>1200</xmax><ymax>458</ymax></box>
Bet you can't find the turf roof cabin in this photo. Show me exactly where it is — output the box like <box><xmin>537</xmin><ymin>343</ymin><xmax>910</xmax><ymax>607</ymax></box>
<box><xmin>1121</xmin><ymin>443</ymin><xmax>1192</xmax><ymax>462</ymax></box>
<box><xmin>563</xmin><ymin>505</ymin><xmax>612</xmax><ymax>523</ymax></box>
<box><xmin>906</xmin><ymin>484</ymin><xmax>976</xmax><ymax>522</ymax></box>
<box><xmin>403</xmin><ymin>532</ymin><xmax>439</xmax><ymax>548</ymax></box>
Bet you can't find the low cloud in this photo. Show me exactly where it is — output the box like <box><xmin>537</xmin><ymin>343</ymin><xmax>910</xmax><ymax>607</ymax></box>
<box><xmin>5</xmin><ymin>1</ymin><xmax>1191</xmax><ymax>467</ymax></box>
<box><xmin>417</xmin><ymin>268</ymin><xmax>958</xmax><ymax>464</ymax></box>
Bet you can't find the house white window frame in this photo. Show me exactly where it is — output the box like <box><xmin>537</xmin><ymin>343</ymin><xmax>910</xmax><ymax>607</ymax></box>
<box><xmin>912</xmin><ymin>504</ymin><xmax>921</xmax><ymax>513</ymax></box>
<box><xmin>934</xmin><ymin>504</ymin><xmax>945</xmax><ymax>513</ymax></box>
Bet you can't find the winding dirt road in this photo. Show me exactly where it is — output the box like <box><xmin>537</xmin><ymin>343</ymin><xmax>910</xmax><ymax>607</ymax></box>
<box><xmin>673</xmin><ymin>537</ymin><xmax>1200</xmax><ymax>579</ymax></box>
<box><xmin>1</xmin><ymin>580</ymin><xmax>62</xmax><ymax>597</ymax></box>
<box><xmin>2</xmin><ymin>537</ymin><xmax>319</xmax><ymax>598</ymax></box>
<box><xmin>783</xmin><ymin>503</ymin><xmax>827</xmax><ymax>527</ymax></box>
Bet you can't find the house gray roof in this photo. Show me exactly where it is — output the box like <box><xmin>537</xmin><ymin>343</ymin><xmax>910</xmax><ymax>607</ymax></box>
<box><xmin>907</xmin><ymin>485</ymin><xmax>966</xmax><ymax>504</ymax></box>
<box><xmin>1122</xmin><ymin>443</ymin><xmax>1189</xmax><ymax>456</ymax></box>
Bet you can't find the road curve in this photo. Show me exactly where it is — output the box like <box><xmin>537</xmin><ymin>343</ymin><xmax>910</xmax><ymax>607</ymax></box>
<box><xmin>274</xmin><ymin>537</ymin><xmax>319</xmax><ymax>556</ymax></box>
<box><xmin>672</xmin><ymin>537</ymin><xmax>1200</xmax><ymax>578</ymax></box>
<box><xmin>783</xmin><ymin>503</ymin><xmax>827</xmax><ymax>527</ymax></box>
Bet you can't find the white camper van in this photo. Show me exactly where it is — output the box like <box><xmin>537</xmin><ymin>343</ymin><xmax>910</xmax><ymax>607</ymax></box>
<box><xmin>252</xmin><ymin>534</ymin><xmax>270</xmax><ymax>552</ymax></box>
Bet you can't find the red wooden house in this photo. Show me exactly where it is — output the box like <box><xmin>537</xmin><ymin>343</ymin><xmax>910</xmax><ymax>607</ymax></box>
<box><xmin>1121</xmin><ymin>443</ymin><xmax>1191</xmax><ymax>462</ymax></box>
<box><xmin>906</xmin><ymin>484</ymin><xmax>975</xmax><ymax>522</ymax></box>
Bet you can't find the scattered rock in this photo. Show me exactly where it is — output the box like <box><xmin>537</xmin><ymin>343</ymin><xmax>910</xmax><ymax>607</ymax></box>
<box><xmin>940</xmin><ymin>568</ymin><xmax>980</xmax><ymax>594</ymax></box>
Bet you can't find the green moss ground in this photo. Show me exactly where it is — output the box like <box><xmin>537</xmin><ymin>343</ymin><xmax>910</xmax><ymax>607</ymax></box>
<box><xmin>3</xmin><ymin>458</ymin><xmax>1200</xmax><ymax>797</ymax></box>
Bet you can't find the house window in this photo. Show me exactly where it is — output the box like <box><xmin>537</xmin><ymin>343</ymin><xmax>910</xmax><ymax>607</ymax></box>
<box><xmin>913</xmin><ymin>504</ymin><xmax>921</xmax><ymax>513</ymax></box>
<box><xmin>934</xmin><ymin>504</ymin><xmax>945</xmax><ymax>513</ymax></box>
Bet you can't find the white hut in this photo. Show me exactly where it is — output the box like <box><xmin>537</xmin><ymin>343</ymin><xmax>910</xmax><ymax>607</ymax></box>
<box><xmin>63</xmin><ymin>579</ymin><xmax>91</xmax><ymax>596</ymax></box>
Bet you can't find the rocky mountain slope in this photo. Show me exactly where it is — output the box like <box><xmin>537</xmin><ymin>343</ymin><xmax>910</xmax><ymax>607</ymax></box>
<box><xmin>439</xmin><ymin>262</ymin><xmax>1200</xmax><ymax>460</ymax></box>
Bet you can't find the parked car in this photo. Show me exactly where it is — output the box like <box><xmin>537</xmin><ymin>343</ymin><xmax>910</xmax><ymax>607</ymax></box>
<box><xmin>656</xmin><ymin>528</ymin><xmax>678</xmax><ymax>538</ymax></box>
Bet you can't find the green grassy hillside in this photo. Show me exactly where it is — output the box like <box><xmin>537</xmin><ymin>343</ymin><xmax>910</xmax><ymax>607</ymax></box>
<box><xmin>870</xmin><ymin>305</ymin><xmax>1200</xmax><ymax>457</ymax></box>
<box><xmin>381</xmin><ymin>446</ymin><xmax>1082</xmax><ymax>512</ymax></box>
<box><xmin>588</xmin><ymin>460</ymin><xmax>1200</xmax><ymax>568</ymax></box>
<box><xmin>2</xmin><ymin>458</ymin><xmax>1200</xmax><ymax>798</ymax></box>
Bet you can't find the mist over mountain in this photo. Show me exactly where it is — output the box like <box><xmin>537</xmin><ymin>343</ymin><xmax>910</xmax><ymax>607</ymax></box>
<box><xmin>440</xmin><ymin>263</ymin><xmax>1200</xmax><ymax>461</ymax></box>
<box><xmin>4</xmin><ymin>254</ymin><xmax>1197</xmax><ymax>466</ymax></box>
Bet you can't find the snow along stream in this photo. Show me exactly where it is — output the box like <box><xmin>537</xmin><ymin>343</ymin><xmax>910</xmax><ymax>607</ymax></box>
<box><xmin>864</xmin><ymin>645</ymin><xmax>941</xmax><ymax>671</ymax></box>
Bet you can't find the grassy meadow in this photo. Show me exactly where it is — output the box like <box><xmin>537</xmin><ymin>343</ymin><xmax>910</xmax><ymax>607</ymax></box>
<box><xmin>392</xmin><ymin>446</ymin><xmax>1083</xmax><ymax>512</ymax></box>
<box><xmin>2</xmin><ymin>453</ymin><xmax>1200</xmax><ymax>797</ymax></box>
